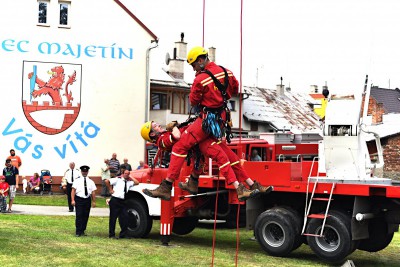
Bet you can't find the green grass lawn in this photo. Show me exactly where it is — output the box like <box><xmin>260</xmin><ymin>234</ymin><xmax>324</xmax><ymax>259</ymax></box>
<box><xmin>5</xmin><ymin>195</ymin><xmax>400</xmax><ymax>266</ymax></box>
<box><xmin>0</xmin><ymin>213</ymin><xmax>399</xmax><ymax>267</ymax></box>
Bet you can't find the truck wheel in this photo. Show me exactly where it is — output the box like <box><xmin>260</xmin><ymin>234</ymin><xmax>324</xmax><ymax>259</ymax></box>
<box><xmin>306</xmin><ymin>210</ymin><xmax>353</xmax><ymax>264</ymax></box>
<box><xmin>276</xmin><ymin>206</ymin><xmax>304</xmax><ymax>251</ymax></box>
<box><xmin>254</xmin><ymin>209</ymin><xmax>296</xmax><ymax>257</ymax></box>
<box><xmin>385</xmin><ymin>210</ymin><xmax>400</xmax><ymax>224</ymax></box>
<box><xmin>172</xmin><ymin>217</ymin><xmax>199</xmax><ymax>235</ymax></box>
<box><xmin>358</xmin><ymin>218</ymin><xmax>394</xmax><ymax>252</ymax></box>
<box><xmin>125</xmin><ymin>199</ymin><xmax>152</xmax><ymax>238</ymax></box>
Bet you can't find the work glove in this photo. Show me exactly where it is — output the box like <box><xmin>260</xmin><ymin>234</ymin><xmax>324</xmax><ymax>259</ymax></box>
<box><xmin>166</xmin><ymin>121</ymin><xmax>179</xmax><ymax>131</ymax></box>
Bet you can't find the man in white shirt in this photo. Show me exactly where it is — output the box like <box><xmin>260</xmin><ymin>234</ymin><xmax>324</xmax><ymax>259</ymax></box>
<box><xmin>71</xmin><ymin>165</ymin><xmax>97</xmax><ymax>237</ymax></box>
<box><xmin>62</xmin><ymin>162</ymin><xmax>81</xmax><ymax>212</ymax></box>
<box><xmin>106</xmin><ymin>170</ymin><xmax>139</xmax><ymax>239</ymax></box>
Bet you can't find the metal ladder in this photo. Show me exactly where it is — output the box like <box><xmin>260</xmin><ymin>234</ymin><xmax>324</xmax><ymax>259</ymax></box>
<box><xmin>301</xmin><ymin>157</ymin><xmax>336</xmax><ymax>237</ymax></box>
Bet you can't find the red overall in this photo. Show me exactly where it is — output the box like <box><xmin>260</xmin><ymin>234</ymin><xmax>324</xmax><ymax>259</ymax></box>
<box><xmin>166</xmin><ymin>62</ymin><xmax>239</xmax><ymax>182</ymax></box>
<box><xmin>216</xmin><ymin>141</ymin><xmax>250</xmax><ymax>184</ymax></box>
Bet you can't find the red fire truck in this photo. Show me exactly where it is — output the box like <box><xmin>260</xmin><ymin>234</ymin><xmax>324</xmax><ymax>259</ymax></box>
<box><xmin>125</xmin><ymin>87</ymin><xmax>400</xmax><ymax>264</ymax></box>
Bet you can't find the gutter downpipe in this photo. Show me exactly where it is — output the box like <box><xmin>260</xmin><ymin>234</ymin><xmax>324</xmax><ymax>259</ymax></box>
<box><xmin>144</xmin><ymin>40</ymin><xmax>158</xmax><ymax>161</ymax></box>
<box><xmin>145</xmin><ymin>39</ymin><xmax>159</xmax><ymax>122</ymax></box>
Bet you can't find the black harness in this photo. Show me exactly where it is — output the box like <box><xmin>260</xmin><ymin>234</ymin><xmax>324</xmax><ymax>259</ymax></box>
<box><xmin>201</xmin><ymin>66</ymin><xmax>233</xmax><ymax>143</ymax></box>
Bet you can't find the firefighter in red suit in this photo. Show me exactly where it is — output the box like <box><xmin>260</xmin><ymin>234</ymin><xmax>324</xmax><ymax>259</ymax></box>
<box><xmin>142</xmin><ymin>47</ymin><xmax>254</xmax><ymax>201</ymax></box>
<box><xmin>141</xmin><ymin>119</ymin><xmax>273</xmax><ymax>201</ymax></box>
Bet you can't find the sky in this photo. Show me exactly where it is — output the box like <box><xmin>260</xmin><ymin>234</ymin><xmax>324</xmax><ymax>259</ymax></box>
<box><xmin>125</xmin><ymin>0</ymin><xmax>400</xmax><ymax>94</ymax></box>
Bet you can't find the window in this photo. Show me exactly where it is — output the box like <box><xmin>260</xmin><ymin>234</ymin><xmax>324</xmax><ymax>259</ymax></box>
<box><xmin>249</xmin><ymin>147</ymin><xmax>266</xmax><ymax>161</ymax></box>
<box><xmin>59</xmin><ymin>2</ymin><xmax>70</xmax><ymax>26</ymax></box>
<box><xmin>250</xmin><ymin>121</ymin><xmax>258</xmax><ymax>131</ymax></box>
<box><xmin>151</xmin><ymin>93</ymin><xmax>168</xmax><ymax>110</ymax></box>
<box><xmin>171</xmin><ymin>92</ymin><xmax>190</xmax><ymax>114</ymax></box>
<box><xmin>38</xmin><ymin>1</ymin><xmax>49</xmax><ymax>24</ymax></box>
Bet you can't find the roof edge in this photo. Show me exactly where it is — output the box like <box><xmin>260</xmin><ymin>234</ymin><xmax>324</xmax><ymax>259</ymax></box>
<box><xmin>114</xmin><ymin>0</ymin><xmax>158</xmax><ymax>41</ymax></box>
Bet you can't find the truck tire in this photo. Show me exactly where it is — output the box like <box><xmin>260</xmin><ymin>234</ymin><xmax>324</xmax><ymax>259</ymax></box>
<box><xmin>172</xmin><ymin>216</ymin><xmax>199</xmax><ymax>235</ymax></box>
<box><xmin>306</xmin><ymin>210</ymin><xmax>353</xmax><ymax>264</ymax></box>
<box><xmin>358</xmin><ymin>218</ymin><xmax>394</xmax><ymax>252</ymax></box>
<box><xmin>276</xmin><ymin>206</ymin><xmax>304</xmax><ymax>251</ymax></box>
<box><xmin>125</xmin><ymin>198</ymin><xmax>152</xmax><ymax>238</ymax></box>
<box><xmin>385</xmin><ymin>210</ymin><xmax>400</xmax><ymax>224</ymax></box>
<box><xmin>254</xmin><ymin>209</ymin><xmax>296</xmax><ymax>257</ymax></box>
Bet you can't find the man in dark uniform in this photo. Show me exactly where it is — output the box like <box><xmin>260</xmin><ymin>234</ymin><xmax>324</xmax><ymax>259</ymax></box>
<box><xmin>106</xmin><ymin>169</ymin><xmax>139</xmax><ymax>239</ymax></box>
<box><xmin>71</xmin><ymin>165</ymin><xmax>97</xmax><ymax>237</ymax></box>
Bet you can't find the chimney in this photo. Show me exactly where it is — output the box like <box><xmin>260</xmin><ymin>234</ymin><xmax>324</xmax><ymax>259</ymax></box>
<box><xmin>208</xmin><ymin>47</ymin><xmax>216</xmax><ymax>62</ymax></box>
<box><xmin>310</xmin><ymin>85</ymin><xmax>318</xmax><ymax>94</ymax></box>
<box><xmin>176</xmin><ymin>32</ymin><xmax>187</xmax><ymax>59</ymax></box>
<box><xmin>168</xmin><ymin>33</ymin><xmax>187</xmax><ymax>80</ymax></box>
<box><xmin>276</xmin><ymin>84</ymin><xmax>285</xmax><ymax>95</ymax></box>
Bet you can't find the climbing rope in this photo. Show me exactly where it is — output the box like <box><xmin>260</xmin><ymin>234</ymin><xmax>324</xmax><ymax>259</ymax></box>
<box><xmin>210</xmin><ymin>175</ymin><xmax>220</xmax><ymax>267</ymax></box>
<box><xmin>234</xmin><ymin>1</ymin><xmax>245</xmax><ymax>267</ymax></box>
<box><xmin>204</xmin><ymin>0</ymin><xmax>245</xmax><ymax>266</ymax></box>
<box><xmin>202</xmin><ymin>0</ymin><xmax>206</xmax><ymax>47</ymax></box>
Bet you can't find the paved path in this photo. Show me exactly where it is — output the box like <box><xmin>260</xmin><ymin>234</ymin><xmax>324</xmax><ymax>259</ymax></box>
<box><xmin>8</xmin><ymin>204</ymin><xmax>109</xmax><ymax>216</ymax></box>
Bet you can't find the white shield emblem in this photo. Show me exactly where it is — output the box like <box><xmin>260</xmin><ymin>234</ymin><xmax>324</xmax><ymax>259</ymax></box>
<box><xmin>22</xmin><ymin>61</ymin><xmax>82</xmax><ymax>135</ymax></box>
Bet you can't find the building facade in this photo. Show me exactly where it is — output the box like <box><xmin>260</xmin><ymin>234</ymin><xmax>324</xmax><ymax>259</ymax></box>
<box><xmin>0</xmin><ymin>0</ymin><xmax>157</xmax><ymax>176</ymax></box>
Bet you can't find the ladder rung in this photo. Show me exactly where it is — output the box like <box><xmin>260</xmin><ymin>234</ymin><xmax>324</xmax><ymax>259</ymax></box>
<box><xmin>303</xmin><ymin>233</ymin><xmax>324</xmax><ymax>237</ymax></box>
<box><xmin>313</xmin><ymin>197</ymin><xmax>333</xmax><ymax>201</ymax></box>
<box><xmin>308</xmin><ymin>214</ymin><xmax>329</xmax><ymax>219</ymax></box>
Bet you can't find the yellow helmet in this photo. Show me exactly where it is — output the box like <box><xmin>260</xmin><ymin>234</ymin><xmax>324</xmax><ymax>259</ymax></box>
<box><xmin>140</xmin><ymin>121</ymin><xmax>153</xmax><ymax>142</ymax></box>
<box><xmin>187</xmin><ymin>46</ymin><xmax>208</xmax><ymax>64</ymax></box>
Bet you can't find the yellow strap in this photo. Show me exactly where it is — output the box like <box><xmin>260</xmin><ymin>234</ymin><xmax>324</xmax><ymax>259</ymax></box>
<box><xmin>201</xmin><ymin>73</ymin><xmax>234</xmax><ymax>86</ymax></box>
<box><xmin>219</xmin><ymin>161</ymin><xmax>231</xmax><ymax>169</ymax></box>
<box><xmin>201</xmin><ymin>70</ymin><xmax>233</xmax><ymax>85</ymax></box>
<box><xmin>172</xmin><ymin>152</ymin><xmax>188</xmax><ymax>158</ymax></box>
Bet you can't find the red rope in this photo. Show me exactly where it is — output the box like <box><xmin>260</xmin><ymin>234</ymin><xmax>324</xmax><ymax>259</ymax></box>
<box><xmin>205</xmin><ymin>0</ymin><xmax>244</xmax><ymax>266</ymax></box>
<box><xmin>210</xmin><ymin>175</ymin><xmax>220</xmax><ymax>267</ymax></box>
<box><xmin>235</xmin><ymin>2</ymin><xmax>244</xmax><ymax>266</ymax></box>
<box><xmin>235</xmin><ymin>203</ymin><xmax>241</xmax><ymax>266</ymax></box>
<box><xmin>238</xmin><ymin>0</ymin><xmax>243</xmax><ymax>138</ymax></box>
<box><xmin>202</xmin><ymin>0</ymin><xmax>206</xmax><ymax>47</ymax></box>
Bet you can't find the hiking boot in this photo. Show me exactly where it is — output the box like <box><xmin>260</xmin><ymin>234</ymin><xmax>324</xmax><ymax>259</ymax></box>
<box><xmin>236</xmin><ymin>183</ymin><xmax>259</xmax><ymax>201</ymax></box>
<box><xmin>143</xmin><ymin>180</ymin><xmax>172</xmax><ymax>201</ymax></box>
<box><xmin>178</xmin><ymin>176</ymin><xmax>199</xmax><ymax>195</ymax></box>
<box><xmin>250</xmin><ymin>180</ymin><xmax>273</xmax><ymax>194</ymax></box>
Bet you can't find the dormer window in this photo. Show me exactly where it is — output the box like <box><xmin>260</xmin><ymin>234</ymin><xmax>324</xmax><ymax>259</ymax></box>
<box><xmin>37</xmin><ymin>1</ymin><xmax>71</xmax><ymax>28</ymax></box>
<box><xmin>59</xmin><ymin>2</ymin><xmax>69</xmax><ymax>26</ymax></box>
<box><xmin>38</xmin><ymin>1</ymin><xmax>49</xmax><ymax>25</ymax></box>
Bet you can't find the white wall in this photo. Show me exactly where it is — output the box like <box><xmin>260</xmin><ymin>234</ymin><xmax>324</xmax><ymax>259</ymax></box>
<box><xmin>0</xmin><ymin>0</ymin><xmax>156</xmax><ymax>176</ymax></box>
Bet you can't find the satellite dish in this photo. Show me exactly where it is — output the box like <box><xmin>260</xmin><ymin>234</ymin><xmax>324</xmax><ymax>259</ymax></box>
<box><xmin>165</xmin><ymin>52</ymin><xmax>171</xmax><ymax>65</ymax></box>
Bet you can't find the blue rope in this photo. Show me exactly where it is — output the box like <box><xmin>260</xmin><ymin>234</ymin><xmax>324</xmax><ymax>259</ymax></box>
<box><xmin>202</xmin><ymin>113</ymin><xmax>222</xmax><ymax>139</ymax></box>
